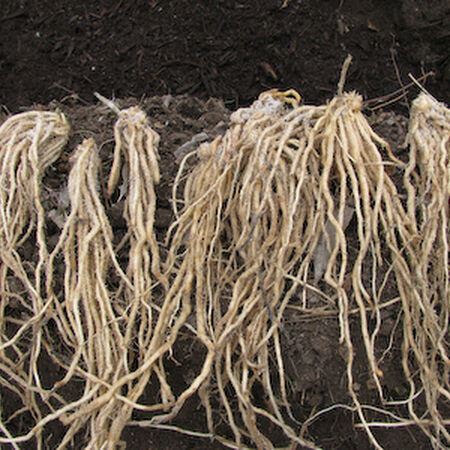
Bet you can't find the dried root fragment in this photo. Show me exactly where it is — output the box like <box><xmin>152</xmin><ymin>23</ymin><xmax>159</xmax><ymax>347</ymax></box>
<box><xmin>0</xmin><ymin>110</ymin><xmax>69</xmax><ymax>446</ymax></box>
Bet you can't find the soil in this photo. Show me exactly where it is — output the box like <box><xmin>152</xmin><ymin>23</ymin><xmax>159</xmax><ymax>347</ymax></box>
<box><xmin>0</xmin><ymin>0</ymin><xmax>449</xmax><ymax>113</ymax></box>
<box><xmin>0</xmin><ymin>0</ymin><xmax>449</xmax><ymax>449</ymax></box>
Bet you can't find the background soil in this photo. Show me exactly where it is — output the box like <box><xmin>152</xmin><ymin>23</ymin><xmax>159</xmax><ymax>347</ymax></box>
<box><xmin>0</xmin><ymin>1</ymin><xmax>449</xmax><ymax>449</ymax></box>
<box><xmin>0</xmin><ymin>0</ymin><xmax>449</xmax><ymax>112</ymax></box>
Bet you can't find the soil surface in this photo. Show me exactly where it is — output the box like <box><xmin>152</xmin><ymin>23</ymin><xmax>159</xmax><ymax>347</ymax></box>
<box><xmin>1</xmin><ymin>0</ymin><xmax>449</xmax><ymax>112</ymax></box>
<box><xmin>0</xmin><ymin>1</ymin><xmax>449</xmax><ymax>449</ymax></box>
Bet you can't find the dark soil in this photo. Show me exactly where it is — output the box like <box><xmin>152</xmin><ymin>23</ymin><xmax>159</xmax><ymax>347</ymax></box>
<box><xmin>0</xmin><ymin>0</ymin><xmax>449</xmax><ymax>113</ymax></box>
<box><xmin>0</xmin><ymin>0</ymin><xmax>449</xmax><ymax>449</ymax></box>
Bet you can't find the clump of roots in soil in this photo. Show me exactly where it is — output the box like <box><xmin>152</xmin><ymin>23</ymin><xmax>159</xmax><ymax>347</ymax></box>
<box><xmin>146</xmin><ymin>68</ymin><xmax>438</xmax><ymax>446</ymax></box>
<box><xmin>44</xmin><ymin>102</ymin><xmax>166</xmax><ymax>449</ymax></box>
<box><xmin>0</xmin><ymin>110</ymin><xmax>69</xmax><ymax>447</ymax></box>
<box><xmin>0</xmin><ymin>79</ymin><xmax>448</xmax><ymax>449</ymax></box>
<box><xmin>398</xmin><ymin>92</ymin><xmax>449</xmax><ymax>448</ymax></box>
<box><xmin>0</xmin><ymin>102</ymin><xmax>168</xmax><ymax>449</ymax></box>
<box><xmin>44</xmin><ymin>136</ymin><xmax>133</xmax><ymax>448</ymax></box>
<box><xmin>155</xmin><ymin>88</ymin><xmax>321</xmax><ymax>449</ymax></box>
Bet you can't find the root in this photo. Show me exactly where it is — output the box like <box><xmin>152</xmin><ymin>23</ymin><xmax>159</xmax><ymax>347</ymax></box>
<box><xmin>158</xmin><ymin>88</ymin><xmax>405</xmax><ymax>448</ymax></box>
<box><xmin>44</xmin><ymin>137</ymin><xmax>133</xmax><ymax>448</ymax></box>
<box><xmin>157</xmin><ymin>88</ymin><xmax>438</xmax><ymax>449</ymax></box>
<box><xmin>0</xmin><ymin>110</ymin><xmax>69</xmax><ymax>447</ymax></box>
<box><xmin>398</xmin><ymin>93</ymin><xmax>449</xmax><ymax>448</ymax></box>
<box><xmin>94</xmin><ymin>105</ymin><xmax>167</xmax><ymax>448</ymax></box>
<box><xmin>51</xmin><ymin>104</ymin><xmax>166</xmax><ymax>448</ymax></box>
<box><xmin>154</xmin><ymin>90</ymin><xmax>318</xmax><ymax>448</ymax></box>
<box><xmin>0</xmin><ymin>90</ymin><xmax>447</xmax><ymax>449</ymax></box>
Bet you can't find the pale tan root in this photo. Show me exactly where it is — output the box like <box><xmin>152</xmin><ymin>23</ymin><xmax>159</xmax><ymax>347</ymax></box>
<box><xmin>143</xmin><ymin>90</ymin><xmax>372</xmax><ymax>448</ymax></box>
<box><xmin>62</xmin><ymin>104</ymin><xmax>167</xmax><ymax>449</ymax></box>
<box><xmin>1</xmin><ymin>89</ymin><xmax>446</xmax><ymax>450</ymax></box>
<box><xmin>0</xmin><ymin>111</ymin><xmax>69</xmax><ymax>447</ymax></box>
<box><xmin>41</xmin><ymin>137</ymin><xmax>136</xmax><ymax>448</ymax></box>
<box><xmin>398</xmin><ymin>92</ymin><xmax>449</xmax><ymax>448</ymax></box>
<box><xmin>142</xmin><ymin>88</ymin><xmax>435</xmax><ymax>450</ymax></box>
